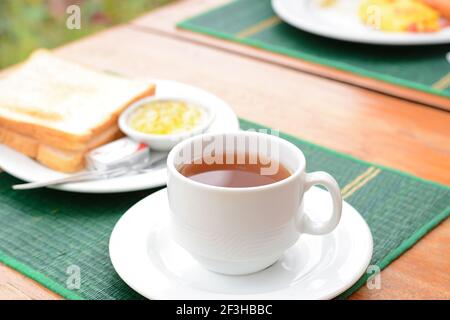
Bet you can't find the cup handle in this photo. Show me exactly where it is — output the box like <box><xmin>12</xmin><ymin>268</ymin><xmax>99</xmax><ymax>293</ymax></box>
<box><xmin>297</xmin><ymin>172</ymin><xmax>342</xmax><ymax>235</ymax></box>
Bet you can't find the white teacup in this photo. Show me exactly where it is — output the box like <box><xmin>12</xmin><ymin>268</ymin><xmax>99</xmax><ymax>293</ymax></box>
<box><xmin>167</xmin><ymin>131</ymin><xmax>342</xmax><ymax>275</ymax></box>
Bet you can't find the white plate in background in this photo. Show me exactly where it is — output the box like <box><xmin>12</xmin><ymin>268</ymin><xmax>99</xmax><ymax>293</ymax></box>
<box><xmin>272</xmin><ymin>0</ymin><xmax>450</xmax><ymax>45</ymax></box>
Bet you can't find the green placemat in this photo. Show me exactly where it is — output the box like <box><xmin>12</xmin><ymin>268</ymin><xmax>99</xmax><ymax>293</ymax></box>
<box><xmin>0</xmin><ymin>118</ymin><xmax>449</xmax><ymax>300</ymax></box>
<box><xmin>178</xmin><ymin>0</ymin><xmax>450</xmax><ymax>98</ymax></box>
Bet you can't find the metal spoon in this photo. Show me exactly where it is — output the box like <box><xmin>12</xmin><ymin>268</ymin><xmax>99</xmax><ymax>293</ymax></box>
<box><xmin>12</xmin><ymin>152</ymin><xmax>167</xmax><ymax>190</ymax></box>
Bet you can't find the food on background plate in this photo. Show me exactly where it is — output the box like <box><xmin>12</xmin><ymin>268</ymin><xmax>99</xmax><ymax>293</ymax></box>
<box><xmin>423</xmin><ymin>0</ymin><xmax>450</xmax><ymax>19</ymax></box>
<box><xmin>359</xmin><ymin>0</ymin><xmax>448</xmax><ymax>32</ymax></box>
<box><xmin>129</xmin><ymin>100</ymin><xmax>205</xmax><ymax>135</ymax></box>
<box><xmin>0</xmin><ymin>50</ymin><xmax>155</xmax><ymax>173</ymax></box>
<box><xmin>319</xmin><ymin>0</ymin><xmax>337</xmax><ymax>7</ymax></box>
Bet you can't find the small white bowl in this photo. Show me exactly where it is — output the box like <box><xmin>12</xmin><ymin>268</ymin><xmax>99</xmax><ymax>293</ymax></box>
<box><xmin>119</xmin><ymin>97</ymin><xmax>216</xmax><ymax>151</ymax></box>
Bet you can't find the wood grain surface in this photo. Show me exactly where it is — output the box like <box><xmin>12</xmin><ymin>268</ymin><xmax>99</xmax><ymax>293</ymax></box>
<box><xmin>0</xmin><ymin>0</ymin><xmax>449</xmax><ymax>300</ymax></box>
<box><xmin>132</xmin><ymin>0</ymin><xmax>450</xmax><ymax>111</ymax></box>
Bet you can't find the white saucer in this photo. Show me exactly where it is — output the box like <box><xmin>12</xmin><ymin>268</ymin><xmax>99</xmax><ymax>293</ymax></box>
<box><xmin>0</xmin><ymin>80</ymin><xmax>239</xmax><ymax>193</ymax></box>
<box><xmin>272</xmin><ymin>0</ymin><xmax>450</xmax><ymax>45</ymax></box>
<box><xmin>109</xmin><ymin>187</ymin><xmax>373</xmax><ymax>300</ymax></box>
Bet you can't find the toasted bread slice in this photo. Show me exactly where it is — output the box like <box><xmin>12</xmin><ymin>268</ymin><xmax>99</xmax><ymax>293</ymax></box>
<box><xmin>0</xmin><ymin>126</ymin><xmax>39</xmax><ymax>158</ymax></box>
<box><xmin>37</xmin><ymin>145</ymin><xmax>86</xmax><ymax>173</ymax></box>
<box><xmin>0</xmin><ymin>125</ymin><xmax>124</xmax><ymax>173</ymax></box>
<box><xmin>0</xmin><ymin>49</ymin><xmax>155</xmax><ymax>150</ymax></box>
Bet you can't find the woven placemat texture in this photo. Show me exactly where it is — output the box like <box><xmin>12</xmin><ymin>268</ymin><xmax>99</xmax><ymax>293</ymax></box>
<box><xmin>0</xmin><ymin>118</ymin><xmax>449</xmax><ymax>299</ymax></box>
<box><xmin>178</xmin><ymin>0</ymin><xmax>450</xmax><ymax>98</ymax></box>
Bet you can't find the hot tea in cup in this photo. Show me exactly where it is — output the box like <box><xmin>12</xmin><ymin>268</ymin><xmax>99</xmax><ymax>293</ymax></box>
<box><xmin>178</xmin><ymin>152</ymin><xmax>291</xmax><ymax>188</ymax></box>
<box><xmin>167</xmin><ymin>131</ymin><xmax>342</xmax><ymax>275</ymax></box>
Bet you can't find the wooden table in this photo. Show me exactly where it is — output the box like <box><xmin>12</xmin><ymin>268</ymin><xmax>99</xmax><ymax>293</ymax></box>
<box><xmin>0</xmin><ymin>0</ymin><xmax>449</xmax><ymax>300</ymax></box>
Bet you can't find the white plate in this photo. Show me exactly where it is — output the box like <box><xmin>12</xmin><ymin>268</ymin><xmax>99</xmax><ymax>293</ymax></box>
<box><xmin>272</xmin><ymin>0</ymin><xmax>450</xmax><ymax>45</ymax></box>
<box><xmin>0</xmin><ymin>80</ymin><xmax>239</xmax><ymax>193</ymax></box>
<box><xmin>109</xmin><ymin>187</ymin><xmax>373</xmax><ymax>300</ymax></box>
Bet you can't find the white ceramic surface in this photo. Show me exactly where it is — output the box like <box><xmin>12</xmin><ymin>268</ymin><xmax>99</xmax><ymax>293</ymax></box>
<box><xmin>0</xmin><ymin>80</ymin><xmax>239</xmax><ymax>193</ymax></box>
<box><xmin>109</xmin><ymin>187</ymin><xmax>373</xmax><ymax>300</ymax></box>
<box><xmin>272</xmin><ymin>0</ymin><xmax>450</xmax><ymax>45</ymax></box>
<box><xmin>119</xmin><ymin>97</ymin><xmax>216</xmax><ymax>151</ymax></box>
<box><xmin>166</xmin><ymin>132</ymin><xmax>342</xmax><ymax>275</ymax></box>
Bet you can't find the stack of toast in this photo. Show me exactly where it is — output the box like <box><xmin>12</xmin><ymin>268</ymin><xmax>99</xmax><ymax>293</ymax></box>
<box><xmin>0</xmin><ymin>50</ymin><xmax>155</xmax><ymax>172</ymax></box>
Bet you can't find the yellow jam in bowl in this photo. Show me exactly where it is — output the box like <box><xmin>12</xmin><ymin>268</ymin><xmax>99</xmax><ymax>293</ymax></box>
<box><xmin>129</xmin><ymin>100</ymin><xmax>204</xmax><ymax>135</ymax></box>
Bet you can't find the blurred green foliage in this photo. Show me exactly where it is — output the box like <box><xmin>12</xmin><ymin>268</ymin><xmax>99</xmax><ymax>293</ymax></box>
<box><xmin>0</xmin><ymin>0</ymin><xmax>173</xmax><ymax>69</ymax></box>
